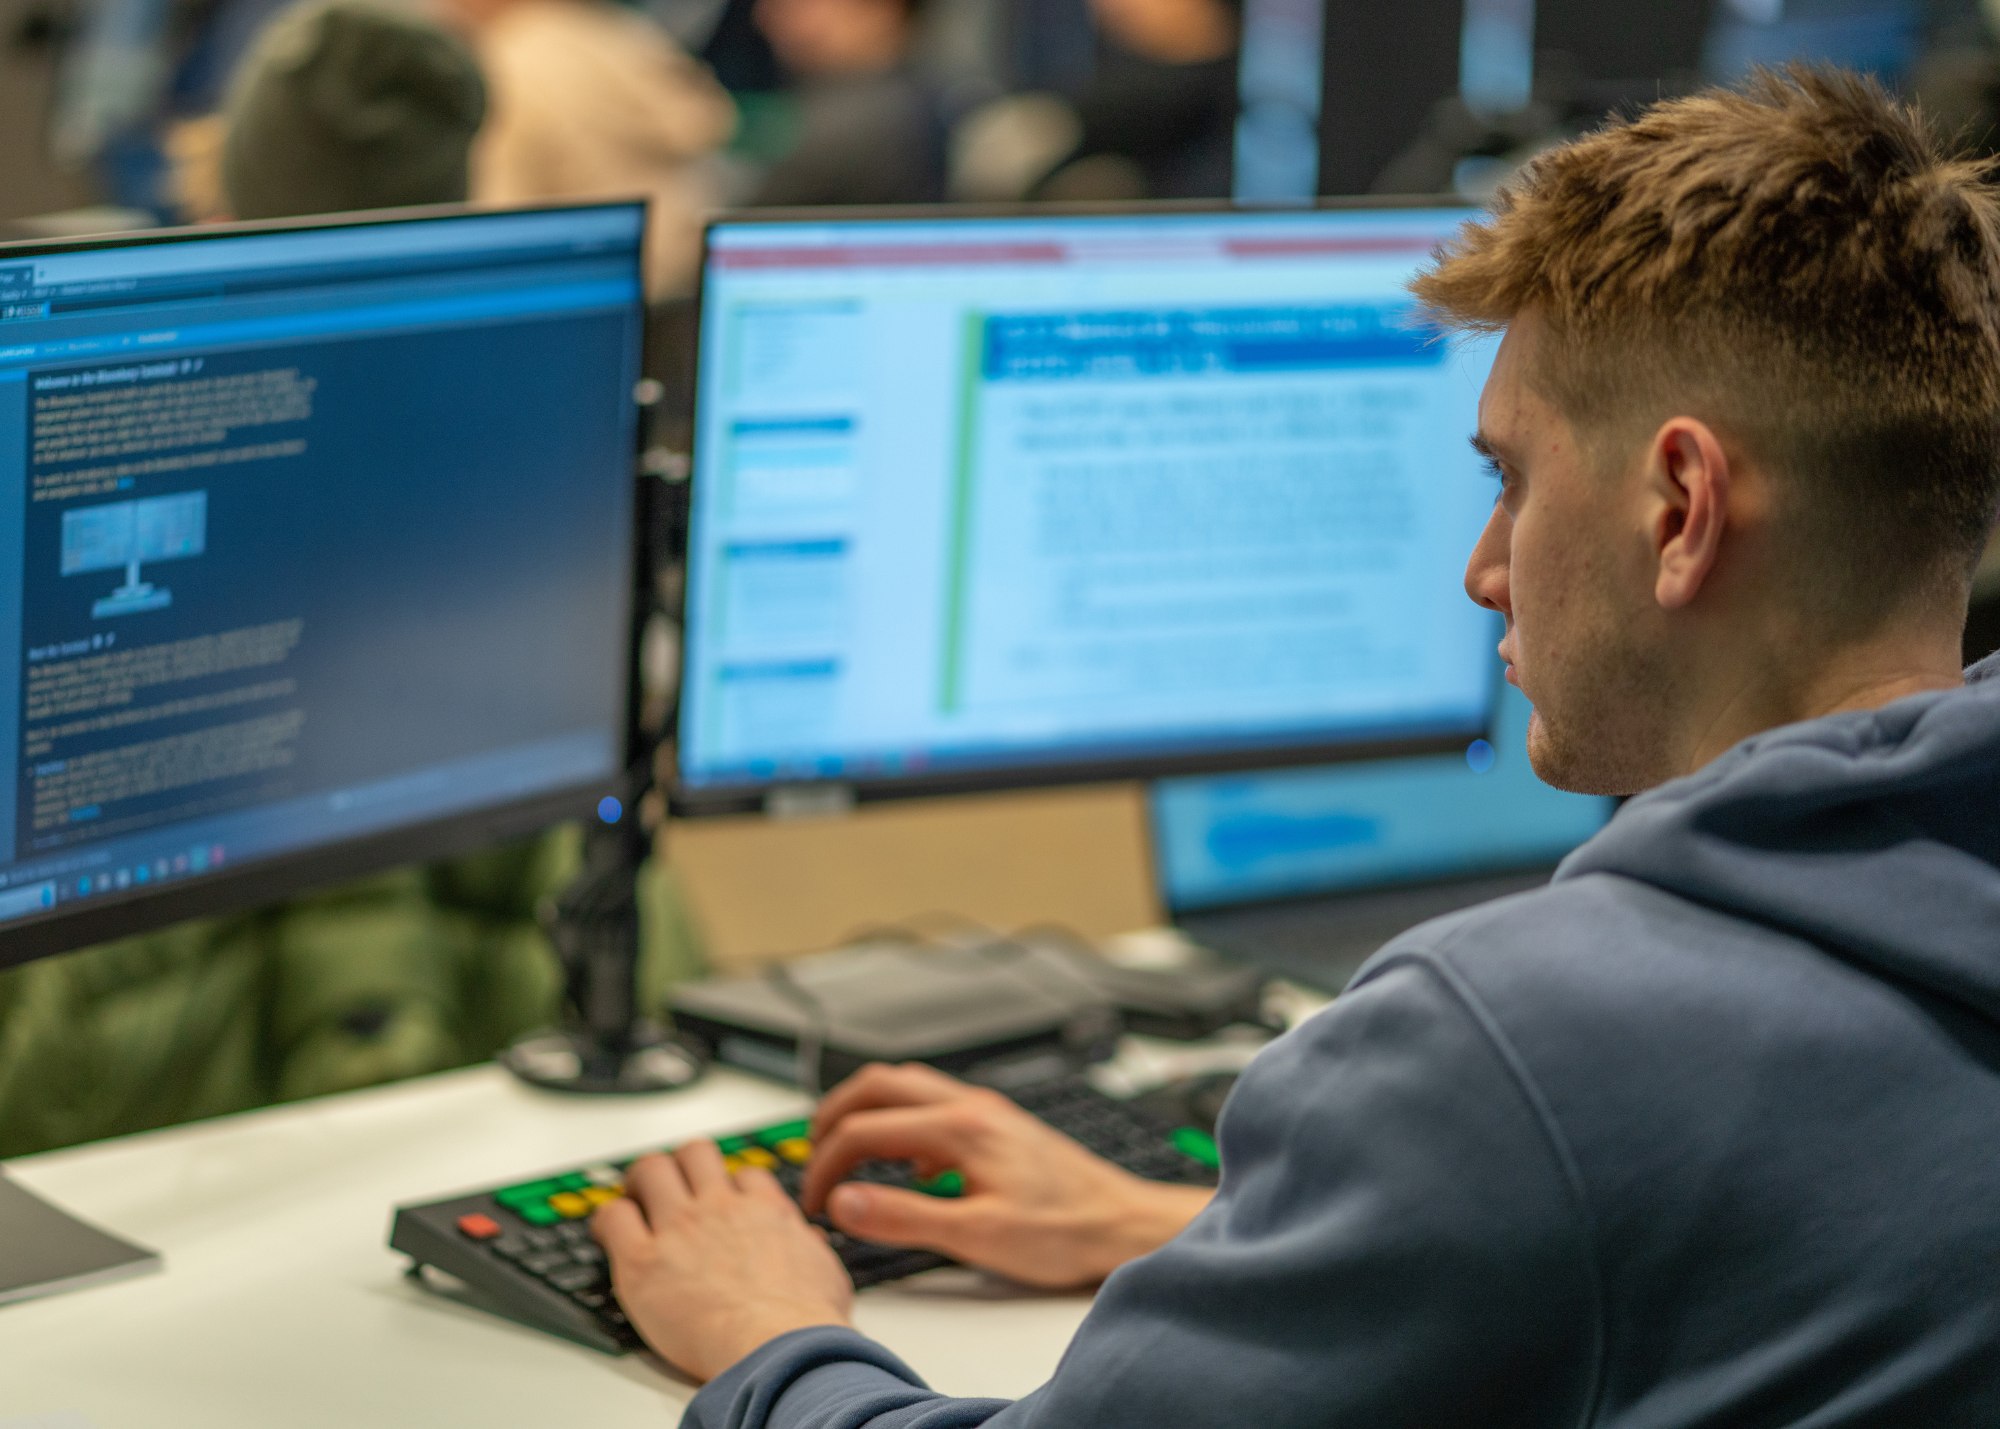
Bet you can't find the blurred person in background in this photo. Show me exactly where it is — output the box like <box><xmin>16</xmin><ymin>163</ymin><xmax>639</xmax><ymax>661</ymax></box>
<box><xmin>441</xmin><ymin>0</ymin><xmax>734</xmax><ymax>295</ymax></box>
<box><xmin>1035</xmin><ymin>0</ymin><xmax>1240</xmax><ymax>200</ymax></box>
<box><xmin>46</xmin><ymin>0</ymin><xmax>298</xmax><ymax>217</ymax></box>
<box><xmin>748</xmin><ymin>0</ymin><xmax>949</xmax><ymax>205</ymax></box>
<box><xmin>209</xmin><ymin>0</ymin><xmax>486</xmax><ymax>219</ymax></box>
<box><xmin>73</xmin><ymin>0</ymin><xmax>484</xmax><ymax>226</ymax></box>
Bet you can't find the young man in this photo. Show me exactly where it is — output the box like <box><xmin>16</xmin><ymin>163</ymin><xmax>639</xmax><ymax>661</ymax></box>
<box><xmin>596</xmin><ymin>69</ymin><xmax>2000</xmax><ymax>1426</ymax></box>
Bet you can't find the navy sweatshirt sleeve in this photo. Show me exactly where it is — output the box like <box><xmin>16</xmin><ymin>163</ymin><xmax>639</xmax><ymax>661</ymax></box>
<box><xmin>685</xmin><ymin>955</ymin><xmax>1604</xmax><ymax>1429</ymax></box>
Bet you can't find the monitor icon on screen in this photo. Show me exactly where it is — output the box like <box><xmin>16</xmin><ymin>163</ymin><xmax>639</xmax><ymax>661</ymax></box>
<box><xmin>60</xmin><ymin>490</ymin><xmax>209</xmax><ymax>618</ymax></box>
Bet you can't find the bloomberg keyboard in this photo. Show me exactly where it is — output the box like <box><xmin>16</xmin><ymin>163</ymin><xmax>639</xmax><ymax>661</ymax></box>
<box><xmin>388</xmin><ymin>1076</ymin><xmax>1222</xmax><ymax>1354</ymax></box>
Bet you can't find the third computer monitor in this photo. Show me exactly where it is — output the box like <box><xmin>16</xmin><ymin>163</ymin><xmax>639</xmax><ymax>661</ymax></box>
<box><xmin>676</xmin><ymin>203</ymin><xmax>1503</xmax><ymax>810</ymax></box>
<box><xmin>1154</xmin><ymin>681</ymin><xmax>1614</xmax><ymax>912</ymax></box>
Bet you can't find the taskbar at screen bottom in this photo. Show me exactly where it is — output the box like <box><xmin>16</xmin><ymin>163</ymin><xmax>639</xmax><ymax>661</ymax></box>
<box><xmin>672</xmin><ymin>711</ymin><xmax>1493</xmax><ymax>813</ymax></box>
<box><xmin>0</xmin><ymin>730</ymin><xmax>618</xmax><ymax>957</ymax></box>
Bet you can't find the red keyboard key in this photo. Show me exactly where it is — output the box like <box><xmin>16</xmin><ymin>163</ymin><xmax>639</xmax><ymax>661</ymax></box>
<box><xmin>457</xmin><ymin>1212</ymin><xmax>503</xmax><ymax>1240</ymax></box>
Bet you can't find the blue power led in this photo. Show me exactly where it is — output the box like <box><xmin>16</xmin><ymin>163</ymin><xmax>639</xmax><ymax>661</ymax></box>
<box><xmin>597</xmin><ymin>796</ymin><xmax>623</xmax><ymax>825</ymax></box>
<box><xmin>1465</xmin><ymin>739</ymin><xmax>1497</xmax><ymax>774</ymax></box>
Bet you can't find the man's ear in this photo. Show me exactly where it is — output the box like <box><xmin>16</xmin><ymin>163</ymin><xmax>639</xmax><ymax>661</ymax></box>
<box><xmin>1648</xmin><ymin>417</ymin><xmax>1731</xmax><ymax>611</ymax></box>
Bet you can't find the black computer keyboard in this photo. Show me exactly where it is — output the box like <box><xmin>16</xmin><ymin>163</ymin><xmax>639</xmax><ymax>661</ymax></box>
<box><xmin>388</xmin><ymin>1076</ymin><xmax>1222</xmax><ymax>1354</ymax></box>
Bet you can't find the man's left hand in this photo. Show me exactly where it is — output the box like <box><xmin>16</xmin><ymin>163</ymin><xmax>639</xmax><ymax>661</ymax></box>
<box><xmin>593</xmin><ymin>1142</ymin><xmax>855</xmax><ymax>1382</ymax></box>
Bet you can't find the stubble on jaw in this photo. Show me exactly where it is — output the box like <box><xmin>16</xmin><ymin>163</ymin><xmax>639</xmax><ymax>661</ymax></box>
<box><xmin>1515</xmin><ymin>514</ymin><xmax>1682</xmax><ymax>798</ymax></box>
<box><xmin>1522</xmin><ymin>608</ymin><xmax>1681</xmax><ymax>797</ymax></box>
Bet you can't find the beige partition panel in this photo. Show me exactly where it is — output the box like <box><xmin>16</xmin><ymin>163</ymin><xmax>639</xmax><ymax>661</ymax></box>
<box><xmin>666</xmin><ymin>783</ymin><xmax>1161</xmax><ymax>970</ymax></box>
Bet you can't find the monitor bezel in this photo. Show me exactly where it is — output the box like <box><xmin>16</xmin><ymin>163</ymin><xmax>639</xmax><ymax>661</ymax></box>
<box><xmin>671</xmin><ymin>196</ymin><xmax>1499</xmax><ymax>816</ymax></box>
<box><xmin>0</xmin><ymin>201</ymin><xmax>649</xmax><ymax>971</ymax></box>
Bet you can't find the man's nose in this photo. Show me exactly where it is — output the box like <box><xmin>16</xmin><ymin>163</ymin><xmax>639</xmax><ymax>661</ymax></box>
<box><xmin>1464</xmin><ymin>506</ymin><xmax>1511</xmax><ymax>616</ymax></box>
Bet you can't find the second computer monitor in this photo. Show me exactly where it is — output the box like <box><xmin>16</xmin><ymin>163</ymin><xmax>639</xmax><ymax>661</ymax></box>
<box><xmin>677</xmin><ymin>203</ymin><xmax>1502</xmax><ymax>810</ymax></box>
<box><xmin>0</xmin><ymin>204</ymin><xmax>645</xmax><ymax>968</ymax></box>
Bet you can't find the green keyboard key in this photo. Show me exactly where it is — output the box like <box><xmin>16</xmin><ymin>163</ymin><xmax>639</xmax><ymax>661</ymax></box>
<box><xmin>516</xmin><ymin>1201</ymin><xmax>562</xmax><ymax>1226</ymax></box>
<box><xmin>1171</xmin><ymin>1127</ymin><xmax>1221</xmax><ymax>1171</ymax></box>
<box><xmin>756</xmin><ymin>1119</ymin><xmax>813</xmax><ymax>1148</ymax></box>
<box><xmin>716</xmin><ymin>1134</ymin><xmax>754</xmax><ymax>1155</ymax></box>
<box><xmin>915</xmin><ymin>1170</ymin><xmax>964</xmax><ymax>1198</ymax></box>
<box><xmin>494</xmin><ymin>1179</ymin><xmax>560</xmax><ymax>1208</ymax></box>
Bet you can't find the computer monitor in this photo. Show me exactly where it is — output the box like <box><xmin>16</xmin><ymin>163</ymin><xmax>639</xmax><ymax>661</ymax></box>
<box><xmin>675</xmin><ymin>202</ymin><xmax>1503</xmax><ymax>813</ymax></box>
<box><xmin>1153</xmin><ymin>680</ymin><xmax>1614</xmax><ymax>912</ymax></box>
<box><xmin>0</xmin><ymin>203</ymin><xmax>647</xmax><ymax>971</ymax></box>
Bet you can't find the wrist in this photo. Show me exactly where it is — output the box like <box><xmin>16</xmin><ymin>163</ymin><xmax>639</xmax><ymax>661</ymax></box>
<box><xmin>1080</xmin><ymin>1176</ymin><xmax>1212</xmax><ymax>1281</ymax></box>
<box><xmin>700</xmin><ymin>1303</ymin><xmax>853</xmax><ymax>1382</ymax></box>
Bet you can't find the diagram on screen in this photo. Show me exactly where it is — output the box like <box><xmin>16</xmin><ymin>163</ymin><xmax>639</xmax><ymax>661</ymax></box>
<box><xmin>60</xmin><ymin>491</ymin><xmax>209</xmax><ymax>618</ymax></box>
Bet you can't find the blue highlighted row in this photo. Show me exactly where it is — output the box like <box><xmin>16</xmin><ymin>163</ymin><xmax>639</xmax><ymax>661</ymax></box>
<box><xmin>1206</xmin><ymin>811</ymin><xmax>1382</xmax><ymax>867</ymax></box>
<box><xmin>983</xmin><ymin>305</ymin><xmax>1445</xmax><ymax>381</ymax></box>
<box><xmin>731</xmin><ymin>415</ymin><xmax>855</xmax><ymax>437</ymax></box>
<box><xmin>722</xmin><ymin>538</ymin><xmax>848</xmax><ymax>559</ymax></box>
<box><xmin>716</xmin><ymin>659</ymin><xmax>841</xmax><ymax>681</ymax></box>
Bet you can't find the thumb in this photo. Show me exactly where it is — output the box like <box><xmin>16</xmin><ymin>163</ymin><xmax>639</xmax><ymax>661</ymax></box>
<box><xmin>828</xmin><ymin>1182</ymin><xmax>974</xmax><ymax>1254</ymax></box>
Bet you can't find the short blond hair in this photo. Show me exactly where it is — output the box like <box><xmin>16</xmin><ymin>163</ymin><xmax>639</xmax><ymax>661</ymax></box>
<box><xmin>1413</xmin><ymin>66</ymin><xmax>2000</xmax><ymax>611</ymax></box>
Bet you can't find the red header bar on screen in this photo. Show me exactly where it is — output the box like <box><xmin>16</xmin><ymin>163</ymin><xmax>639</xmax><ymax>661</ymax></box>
<box><xmin>711</xmin><ymin>243</ymin><xmax>1070</xmax><ymax>270</ymax></box>
<box><xmin>709</xmin><ymin>232</ymin><xmax>1451</xmax><ymax>272</ymax></box>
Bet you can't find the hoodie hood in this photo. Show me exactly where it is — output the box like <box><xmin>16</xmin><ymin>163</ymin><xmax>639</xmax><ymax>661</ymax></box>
<box><xmin>1558</xmin><ymin>652</ymin><xmax>2000</xmax><ymax>1023</ymax></box>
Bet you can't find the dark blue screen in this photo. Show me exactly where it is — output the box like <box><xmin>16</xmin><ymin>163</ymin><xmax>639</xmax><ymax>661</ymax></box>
<box><xmin>0</xmin><ymin>207</ymin><xmax>643</xmax><ymax>926</ymax></box>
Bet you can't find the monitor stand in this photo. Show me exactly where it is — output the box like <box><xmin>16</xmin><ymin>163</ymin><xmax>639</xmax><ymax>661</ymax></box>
<box><xmin>94</xmin><ymin>560</ymin><xmax>173</xmax><ymax>617</ymax></box>
<box><xmin>498</xmin><ymin>818</ymin><xmax>704</xmax><ymax>1095</ymax></box>
<box><xmin>0</xmin><ymin>1169</ymin><xmax>160</xmax><ymax>1308</ymax></box>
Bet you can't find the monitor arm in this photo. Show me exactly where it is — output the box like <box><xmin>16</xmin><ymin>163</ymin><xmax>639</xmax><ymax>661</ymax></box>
<box><xmin>497</xmin><ymin>810</ymin><xmax>703</xmax><ymax>1095</ymax></box>
<box><xmin>496</xmin><ymin>441</ymin><xmax>706</xmax><ymax>1096</ymax></box>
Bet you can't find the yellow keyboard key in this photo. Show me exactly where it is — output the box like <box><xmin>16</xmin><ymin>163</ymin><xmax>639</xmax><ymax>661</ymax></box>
<box><xmin>775</xmin><ymin>1138</ymin><xmax>813</xmax><ymax>1164</ymax></box>
<box><xmin>582</xmin><ymin>1185</ymin><xmax>622</xmax><ymax>1207</ymax></box>
<box><xmin>548</xmin><ymin>1192</ymin><xmax>591</xmax><ymax>1219</ymax></box>
<box><xmin>737</xmin><ymin>1146</ymin><xmax>779</xmax><ymax>1172</ymax></box>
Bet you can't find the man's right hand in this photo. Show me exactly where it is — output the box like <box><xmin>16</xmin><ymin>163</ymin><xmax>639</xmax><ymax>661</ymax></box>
<box><xmin>800</xmin><ymin>1062</ymin><xmax>1214</xmax><ymax>1289</ymax></box>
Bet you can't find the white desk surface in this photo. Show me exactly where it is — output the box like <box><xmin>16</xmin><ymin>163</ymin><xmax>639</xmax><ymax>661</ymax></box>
<box><xmin>0</xmin><ymin>1061</ymin><xmax>1108</xmax><ymax>1428</ymax></box>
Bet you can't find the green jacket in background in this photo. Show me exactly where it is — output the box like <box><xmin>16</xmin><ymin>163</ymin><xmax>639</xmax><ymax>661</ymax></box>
<box><xmin>0</xmin><ymin>828</ymin><xmax>706</xmax><ymax>1159</ymax></box>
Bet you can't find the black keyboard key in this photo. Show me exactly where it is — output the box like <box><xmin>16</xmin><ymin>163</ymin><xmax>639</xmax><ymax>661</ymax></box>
<box><xmin>548</xmin><ymin>1264</ymin><xmax>606</xmax><ymax>1294</ymax></box>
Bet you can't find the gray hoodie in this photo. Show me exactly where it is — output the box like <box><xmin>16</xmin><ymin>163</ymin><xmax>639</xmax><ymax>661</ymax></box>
<box><xmin>689</xmin><ymin>655</ymin><xmax>2000</xmax><ymax>1428</ymax></box>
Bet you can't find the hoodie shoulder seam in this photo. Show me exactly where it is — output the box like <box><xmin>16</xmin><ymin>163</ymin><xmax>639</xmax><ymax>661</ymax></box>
<box><xmin>1357</xmin><ymin>946</ymin><xmax>1611</xmax><ymax>1429</ymax></box>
